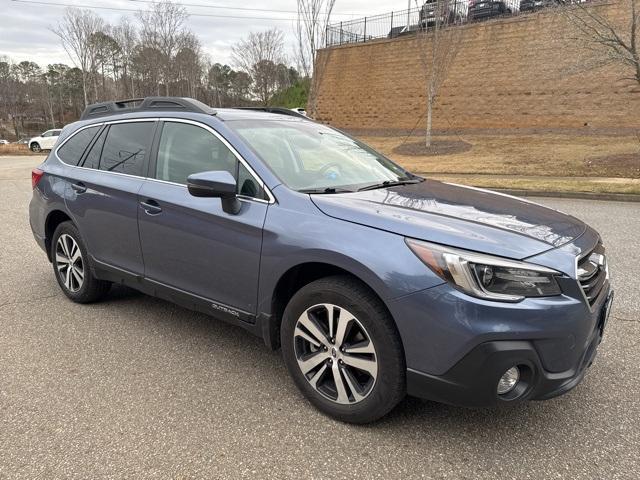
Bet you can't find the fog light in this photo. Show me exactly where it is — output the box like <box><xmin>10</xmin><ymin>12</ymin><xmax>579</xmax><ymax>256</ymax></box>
<box><xmin>497</xmin><ymin>366</ymin><xmax>520</xmax><ymax>395</ymax></box>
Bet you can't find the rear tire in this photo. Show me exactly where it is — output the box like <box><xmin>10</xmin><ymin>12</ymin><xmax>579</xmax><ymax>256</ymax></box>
<box><xmin>51</xmin><ymin>221</ymin><xmax>111</xmax><ymax>303</ymax></box>
<box><xmin>281</xmin><ymin>275</ymin><xmax>406</xmax><ymax>423</ymax></box>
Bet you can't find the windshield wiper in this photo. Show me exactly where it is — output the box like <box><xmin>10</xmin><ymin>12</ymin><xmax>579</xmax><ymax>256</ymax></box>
<box><xmin>299</xmin><ymin>187</ymin><xmax>354</xmax><ymax>194</ymax></box>
<box><xmin>357</xmin><ymin>177</ymin><xmax>424</xmax><ymax>192</ymax></box>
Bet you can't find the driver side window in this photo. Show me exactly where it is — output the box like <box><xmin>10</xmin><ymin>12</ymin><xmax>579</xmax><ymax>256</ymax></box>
<box><xmin>156</xmin><ymin>121</ymin><xmax>265</xmax><ymax>199</ymax></box>
<box><xmin>156</xmin><ymin>122</ymin><xmax>236</xmax><ymax>184</ymax></box>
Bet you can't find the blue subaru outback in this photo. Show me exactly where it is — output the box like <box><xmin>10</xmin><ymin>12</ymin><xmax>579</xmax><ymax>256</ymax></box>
<box><xmin>29</xmin><ymin>97</ymin><xmax>613</xmax><ymax>423</ymax></box>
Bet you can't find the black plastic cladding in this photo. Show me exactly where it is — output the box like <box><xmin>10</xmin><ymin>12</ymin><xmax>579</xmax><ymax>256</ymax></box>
<box><xmin>79</xmin><ymin>97</ymin><xmax>216</xmax><ymax>120</ymax></box>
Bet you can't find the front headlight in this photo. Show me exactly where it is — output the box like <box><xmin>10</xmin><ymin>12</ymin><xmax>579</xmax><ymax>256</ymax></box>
<box><xmin>406</xmin><ymin>238</ymin><xmax>562</xmax><ymax>302</ymax></box>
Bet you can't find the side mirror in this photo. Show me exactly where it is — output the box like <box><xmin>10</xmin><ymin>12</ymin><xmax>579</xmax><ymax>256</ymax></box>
<box><xmin>187</xmin><ymin>170</ymin><xmax>241</xmax><ymax>214</ymax></box>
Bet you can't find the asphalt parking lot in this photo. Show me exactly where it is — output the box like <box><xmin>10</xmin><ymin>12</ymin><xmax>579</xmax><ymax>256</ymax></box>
<box><xmin>1</xmin><ymin>155</ymin><xmax>639</xmax><ymax>479</ymax></box>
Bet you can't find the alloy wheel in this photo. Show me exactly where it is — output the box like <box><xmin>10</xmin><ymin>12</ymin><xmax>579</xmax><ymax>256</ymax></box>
<box><xmin>55</xmin><ymin>234</ymin><xmax>84</xmax><ymax>292</ymax></box>
<box><xmin>293</xmin><ymin>303</ymin><xmax>378</xmax><ymax>405</ymax></box>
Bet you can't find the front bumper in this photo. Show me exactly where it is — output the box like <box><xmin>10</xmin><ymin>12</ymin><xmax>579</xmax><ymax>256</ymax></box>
<box><xmin>406</xmin><ymin>291</ymin><xmax>614</xmax><ymax>407</ymax></box>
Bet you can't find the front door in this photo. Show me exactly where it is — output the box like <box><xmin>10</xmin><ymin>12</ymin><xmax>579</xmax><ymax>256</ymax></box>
<box><xmin>137</xmin><ymin>120</ymin><xmax>269</xmax><ymax>316</ymax></box>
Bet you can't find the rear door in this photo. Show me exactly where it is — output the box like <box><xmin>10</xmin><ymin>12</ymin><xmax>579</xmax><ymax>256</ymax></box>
<box><xmin>64</xmin><ymin>120</ymin><xmax>156</xmax><ymax>275</ymax></box>
<box><xmin>137</xmin><ymin>119</ymin><xmax>269</xmax><ymax>316</ymax></box>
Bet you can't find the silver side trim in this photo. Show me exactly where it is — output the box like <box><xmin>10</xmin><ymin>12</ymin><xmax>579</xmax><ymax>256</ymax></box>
<box><xmin>143</xmin><ymin>176</ymin><xmax>271</xmax><ymax>205</ymax></box>
<box><xmin>53</xmin><ymin>117</ymin><xmax>276</xmax><ymax>204</ymax></box>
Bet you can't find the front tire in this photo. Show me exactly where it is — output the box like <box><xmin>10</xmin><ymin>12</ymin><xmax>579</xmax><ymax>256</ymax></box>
<box><xmin>281</xmin><ymin>276</ymin><xmax>406</xmax><ymax>423</ymax></box>
<box><xmin>30</xmin><ymin>142</ymin><xmax>41</xmax><ymax>153</ymax></box>
<box><xmin>51</xmin><ymin>221</ymin><xmax>111</xmax><ymax>303</ymax></box>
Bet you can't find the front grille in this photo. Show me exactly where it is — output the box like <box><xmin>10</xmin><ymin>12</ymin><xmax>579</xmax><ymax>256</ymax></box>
<box><xmin>577</xmin><ymin>242</ymin><xmax>608</xmax><ymax>307</ymax></box>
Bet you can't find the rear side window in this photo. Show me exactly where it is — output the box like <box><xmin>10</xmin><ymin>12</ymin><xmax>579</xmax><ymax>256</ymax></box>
<box><xmin>57</xmin><ymin>126</ymin><xmax>101</xmax><ymax>165</ymax></box>
<box><xmin>98</xmin><ymin>122</ymin><xmax>154</xmax><ymax>176</ymax></box>
<box><xmin>82</xmin><ymin>128</ymin><xmax>106</xmax><ymax>169</ymax></box>
<box><xmin>155</xmin><ymin>122</ymin><xmax>237</xmax><ymax>184</ymax></box>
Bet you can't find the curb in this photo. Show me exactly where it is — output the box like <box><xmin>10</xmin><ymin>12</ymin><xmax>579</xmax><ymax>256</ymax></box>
<box><xmin>494</xmin><ymin>189</ymin><xmax>640</xmax><ymax>203</ymax></box>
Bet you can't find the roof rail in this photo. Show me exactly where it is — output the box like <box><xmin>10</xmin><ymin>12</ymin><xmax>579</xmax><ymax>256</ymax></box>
<box><xmin>234</xmin><ymin>107</ymin><xmax>307</xmax><ymax>119</ymax></box>
<box><xmin>80</xmin><ymin>97</ymin><xmax>216</xmax><ymax>120</ymax></box>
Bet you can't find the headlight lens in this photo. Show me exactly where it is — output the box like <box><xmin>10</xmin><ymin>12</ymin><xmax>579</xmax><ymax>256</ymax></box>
<box><xmin>406</xmin><ymin>238</ymin><xmax>562</xmax><ymax>302</ymax></box>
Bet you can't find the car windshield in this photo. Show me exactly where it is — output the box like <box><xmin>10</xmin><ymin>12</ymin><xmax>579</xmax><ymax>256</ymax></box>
<box><xmin>229</xmin><ymin>119</ymin><xmax>415</xmax><ymax>192</ymax></box>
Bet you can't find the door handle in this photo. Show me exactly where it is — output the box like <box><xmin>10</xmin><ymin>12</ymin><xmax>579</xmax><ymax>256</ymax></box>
<box><xmin>71</xmin><ymin>182</ymin><xmax>87</xmax><ymax>194</ymax></box>
<box><xmin>140</xmin><ymin>199</ymin><xmax>162</xmax><ymax>215</ymax></box>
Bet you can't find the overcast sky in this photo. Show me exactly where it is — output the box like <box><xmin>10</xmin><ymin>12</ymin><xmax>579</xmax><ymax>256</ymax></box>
<box><xmin>0</xmin><ymin>0</ymin><xmax>405</xmax><ymax>68</ymax></box>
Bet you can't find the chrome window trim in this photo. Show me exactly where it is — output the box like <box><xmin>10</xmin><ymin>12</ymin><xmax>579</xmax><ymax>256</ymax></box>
<box><xmin>144</xmin><ymin>176</ymin><xmax>271</xmax><ymax>205</ymax></box>
<box><xmin>54</xmin><ymin>117</ymin><xmax>275</xmax><ymax>204</ymax></box>
<box><xmin>54</xmin><ymin>122</ymin><xmax>106</xmax><ymax>164</ymax></box>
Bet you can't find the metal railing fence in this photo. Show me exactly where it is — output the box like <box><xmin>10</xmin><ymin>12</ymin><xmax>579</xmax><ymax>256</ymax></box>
<box><xmin>326</xmin><ymin>1</ymin><xmax>579</xmax><ymax>47</ymax></box>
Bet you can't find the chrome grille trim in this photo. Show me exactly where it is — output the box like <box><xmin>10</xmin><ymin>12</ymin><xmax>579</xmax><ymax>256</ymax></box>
<box><xmin>576</xmin><ymin>241</ymin><xmax>608</xmax><ymax>308</ymax></box>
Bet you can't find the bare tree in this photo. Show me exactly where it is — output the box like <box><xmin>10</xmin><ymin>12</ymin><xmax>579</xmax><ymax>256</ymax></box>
<box><xmin>561</xmin><ymin>0</ymin><xmax>640</xmax><ymax>86</ymax></box>
<box><xmin>415</xmin><ymin>0</ymin><xmax>464</xmax><ymax>147</ymax></box>
<box><xmin>113</xmin><ymin>18</ymin><xmax>138</xmax><ymax>98</ymax></box>
<box><xmin>29</xmin><ymin>3</ymin><xmax>286</xmax><ymax>127</ymax></box>
<box><xmin>232</xmin><ymin>28</ymin><xmax>286</xmax><ymax>105</ymax></box>
<box><xmin>51</xmin><ymin>8</ymin><xmax>104</xmax><ymax>107</ymax></box>
<box><xmin>137</xmin><ymin>0</ymin><xmax>189</xmax><ymax>96</ymax></box>
<box><xmin>295</xmin><ymin>0</ymin><xmax>336</xmax><ymax>78</ymax></box>
<box><xmin>175</xmin><ymin>32</ymin><xmax>203</xmax><ymax>99</ymax></box>
<box><xmin>296</xmin><ymin>0</ymin><xmax>336</xmax><ymax>118</ymax></box>
<box><xmin>91</xmin><ymin>29</ymin><xmax>121</xmax><ymax>101</ymax></box>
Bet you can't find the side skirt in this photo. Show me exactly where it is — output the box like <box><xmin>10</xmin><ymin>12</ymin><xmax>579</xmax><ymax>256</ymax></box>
<box><xmin>90</xmin><ymin>257</ymin><xmax>264</xmax><ymax>338</ymax></box>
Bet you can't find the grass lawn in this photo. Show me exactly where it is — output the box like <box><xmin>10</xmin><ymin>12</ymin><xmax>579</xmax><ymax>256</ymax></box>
<box><xmin>358</xmin><ymin>132</ymin><xmax>640</xmax><ymax>194</ymax></box>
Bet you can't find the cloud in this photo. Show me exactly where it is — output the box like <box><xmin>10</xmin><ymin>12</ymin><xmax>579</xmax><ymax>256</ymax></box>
<box><xmin>0</xmin><ymin>0</ymin><xmax>392</xmax><ymax>68</ymax></box>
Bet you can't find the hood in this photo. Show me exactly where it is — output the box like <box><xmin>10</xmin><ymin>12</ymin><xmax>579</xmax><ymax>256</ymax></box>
<box><xmin>310</xmin><ymin>179</ymin><xmax>586</xmax><ymax>260</ymax></box>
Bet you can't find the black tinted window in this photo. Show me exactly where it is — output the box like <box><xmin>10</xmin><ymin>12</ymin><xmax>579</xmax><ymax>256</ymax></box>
<box><xmin>82</xmin><ymin>127</ymin><xmax>107</xmax><ymax>169</ymax></box>
<box><xmin>237</xmin><ymin>162</ymin><xmax>264</xmax><ymax>199</ymax></box>
<box><xmin>99</xmin><ymin>122</ymin><xmax>154</xmax><ymax>176</ymax></box>
<box><xmin>57</xmin><ymin>126</ymin><xmax>100</xmax><ymax>165</ymax></box>
<box><xmin>156</xmin><ymin>122</ymin><xmax>237</xmax><ymax>184</ymax></box>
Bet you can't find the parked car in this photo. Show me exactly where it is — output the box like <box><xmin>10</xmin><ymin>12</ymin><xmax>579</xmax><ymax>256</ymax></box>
<box><xmin>29</xmin><ymin>97</ymin><xmax>613</xmax><ymax>423</ymax></box>
<box><xmin>420</xmin><ymin>0</ymin><xmax>466</xmax><ymax>27</ymax></box>
<box><xmin>29</xmin><ymin>129</ymin><xmax>62</xmax><ymax>152</ymax></box>
<box><xmin>469</xmin><ymin>0</ymin><xmax>512</xmax><ymax>20</ymax></box>
<box><xmin>0</xmin><ymin>139</ymin><xmax>9</xmax><ymax>145</ymax></box>
<box><xmin>520</xmin><ymin>0</ymin><xmax>558</xmax><ymax>11</ymax></box>
<box><xmin>15</xmin><ymin>137</ymin><xmax>31</xmax><ymax>145</ymax></box>
<box><xmin>388</xmin><ymin>25</ymin><xmax>418</xmax><ymax>38</ymax></box>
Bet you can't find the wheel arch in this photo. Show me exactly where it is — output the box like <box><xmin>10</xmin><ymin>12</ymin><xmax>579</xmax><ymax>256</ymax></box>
<box><xmin>44</xmin><ymin>209</ymin><xmax>73</xmax><ymax>261</ymax></box>
<box><xmin>262</xmin><ymin>260</ymin><xmax>398</xmax><ymax>351</ymax></box>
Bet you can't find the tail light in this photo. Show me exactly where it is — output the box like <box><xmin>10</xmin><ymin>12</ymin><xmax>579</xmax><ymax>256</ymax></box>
<box><xmin>31</xmin><ymin>168</ymin><xmax>44</xmax><ymax>189</ymax></box>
